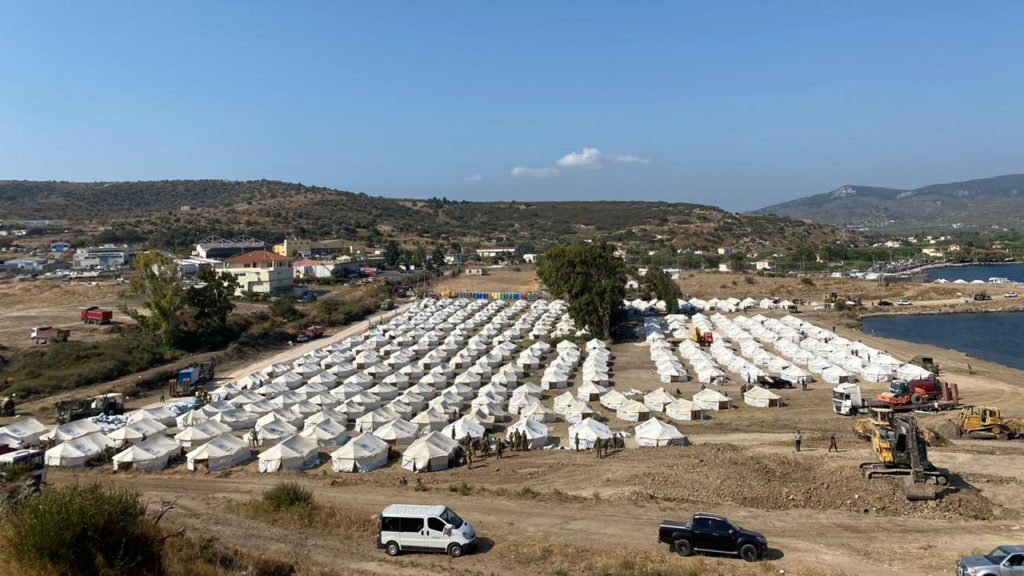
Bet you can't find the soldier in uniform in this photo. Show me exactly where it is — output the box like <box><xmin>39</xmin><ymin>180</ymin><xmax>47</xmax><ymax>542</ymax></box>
<box><xmin>574</xmin><ymin>434</ymin><xmax>580</xmax><ymax>452</ymax></box>
<box><xmin>595</xmin><ymin>437</ymin><xmax>603</xmax><ymax>458</ymax></box>
<box><xmin>496</xmin><ymin>439</ymin><xmax>504</xmax><ymax>459</ymax></box>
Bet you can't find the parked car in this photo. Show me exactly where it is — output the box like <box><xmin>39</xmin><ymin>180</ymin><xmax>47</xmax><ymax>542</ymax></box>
<box><xmin>896</xmin><ymin>299</ymin><xmax>912</xmax><ymax>306</ymax></box>
<box><xmin>756</xmin><ymin>375</ymin><xmax>794</xmax><ymax>389</ymax></box>
<box><xmin>955</xmin><ymin>545</ymin><xmax>1024</xmax><ymax>575</ymax></box>
<box><xmin>379</xmin><ymin>504</ymin><xmax>476</xmax><ymax>558</ymax></box>
<box><xmin>877</xmin><ymin>300</ymin><xmax>893</xmax><ymax>307</ymax></box>
<box><xmin>1004</xmin><ymin>292</ymin><xmax>1019</xmax><ymax>299</ymax></box>
<box><xmin>659</xmin><ymin>513</ymin><xmax>768</xmax><ymax>562</ymax></box>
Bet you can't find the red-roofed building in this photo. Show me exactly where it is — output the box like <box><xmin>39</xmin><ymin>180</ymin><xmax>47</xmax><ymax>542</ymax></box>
<box><xmin>223</xmin><ymin>250</ymin><xmax>293</xmax><ymax>295</ymax></box>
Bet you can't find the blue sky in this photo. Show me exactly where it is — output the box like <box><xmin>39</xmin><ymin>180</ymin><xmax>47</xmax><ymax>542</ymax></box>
<box><xmin>1</xmin><ymin>2</ymin><xmax>1022</xmax><ymax>211</ymax></box>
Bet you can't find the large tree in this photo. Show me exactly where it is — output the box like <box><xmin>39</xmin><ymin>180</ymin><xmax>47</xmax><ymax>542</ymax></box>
<box><xmin>122</xmin><ymin>251</ymin><xmax>186</xmax><ymax>348</ymax></box>
<box><xmin>123</xmin><ymin>252</ymin><xmax>238</xmax><ymax>350</ymax></box>
<box><xmin>538</xmin><ymin>242</ymin><xmax>626</xmax><ymax>339</ymax></box>
<box><xmin>641</xmin><ymin>267</ymin><xmax>682</xmax><ymax>314</ymax></box>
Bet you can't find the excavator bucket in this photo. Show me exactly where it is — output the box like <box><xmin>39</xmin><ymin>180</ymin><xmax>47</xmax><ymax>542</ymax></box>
<box><xmin>903</xmin><ymin>477</ymin><xmax>938</xmax><ymax>501</ymax></box>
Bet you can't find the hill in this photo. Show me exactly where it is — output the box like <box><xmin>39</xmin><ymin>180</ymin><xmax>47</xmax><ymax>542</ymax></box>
<box><xmin>0</xmin><ymin>179</ymin><xmax>851</xmax><ymax>254</ymax></box>
<box><xmin>754</xmin><ymin>173</ymin><xmax>1024</xmax><ymax>230</ymax></box>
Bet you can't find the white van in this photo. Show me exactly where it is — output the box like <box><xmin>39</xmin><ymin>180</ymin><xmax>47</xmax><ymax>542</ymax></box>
<box><xmin>378</xmin><ymin>504</ymin><xmax>477</xmax><ymax>557</ymax></box>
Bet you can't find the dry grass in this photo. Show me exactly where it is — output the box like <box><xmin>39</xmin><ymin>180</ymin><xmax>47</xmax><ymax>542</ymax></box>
<box><xmin>434</xmin><ymin>267</ymin><xmax>542</xmax><ymax>294</ymax></box>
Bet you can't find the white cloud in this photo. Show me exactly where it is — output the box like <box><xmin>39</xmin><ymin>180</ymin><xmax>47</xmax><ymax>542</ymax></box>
<box><xmin>557</xmin><ymin>147</ymin><xmax>603</xmax><ymax>168</ymax></box>
<box><xmin>464</xmin><ymin>174</ymin><xmax>483</xmax><ymax>182</ymax></box>
<box><xmin>510</xmin><ymin>166</ymin><xmax>559</xmax><ymax>179</ymax></box>
<box><xmin>611</xmin><ymin>154</ymin><xmax>651</xmax><ymax>164</ymax></box>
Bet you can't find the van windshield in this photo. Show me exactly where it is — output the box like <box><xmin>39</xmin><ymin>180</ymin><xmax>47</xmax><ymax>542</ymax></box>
<box><xmin>441</xmin><ymin>508</ymin><xmax>464</xmax><ymax>529</ymax></box>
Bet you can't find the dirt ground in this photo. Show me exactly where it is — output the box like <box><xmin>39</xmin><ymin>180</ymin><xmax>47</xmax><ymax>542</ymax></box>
<box><xmin>0</xmin><ymin>278</ymin><xmax>128</xmax><ymax>351</ymax></box>
<box><xmin>22</xmin><ymin>271</ymin><xmax>1024</xmax><ymax>575</ymax></box>
<box><xmin>434</xmin><ymin>266</ymin><xmax>542</xmax><ymax>294</ymax></box>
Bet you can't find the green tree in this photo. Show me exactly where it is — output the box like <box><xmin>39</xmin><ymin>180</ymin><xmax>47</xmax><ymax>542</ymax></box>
<box><xmin>538</xmin><ymin>242</ymin><xmax>625</xmax><ymax>338</ymax></box>
<box><xmin>431</xmin><ymin>246</ymin><xmax>446</xmax><ymax>269</ymax></box>
<box><xmin>122</xmin><ymin>251</ymin><xmax>185</xmax><ymax>348</ymax></box>
<box><xmin>412</xmin><ymin>244</ymin><xmax>427</xmax><ymax>267</ymax></box>
<box><xmin>641</xmin><ymin>267</ymin><xmax>682</xmax><ymax>314</ymax></box>
<box><xmin>384</xmin><ymin>240</ymin><xmax>401</xmax><ymax>267</ymax></box>
<box><xmin>179</xmin><ymin>265</ymin><xmax>239</xmax><ymax>346</ymax></box>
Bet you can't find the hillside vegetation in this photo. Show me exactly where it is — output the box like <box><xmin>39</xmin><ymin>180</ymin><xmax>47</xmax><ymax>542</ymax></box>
<box><xmin>0</xmin><ymin>179</ymin><xmax>852</xmax><ymax>254</ymax></box>
<box><xmin>754</xmin><ymin>173</ymin><xmax>1024</xmax><ymax>230</ymax></box>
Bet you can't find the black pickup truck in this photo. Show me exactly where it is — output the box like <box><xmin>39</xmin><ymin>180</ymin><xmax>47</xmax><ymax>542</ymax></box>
<box><xmin>659</xmin><ymin>513</ymin><xmax>768</xmax><ymax>562</ymax></box>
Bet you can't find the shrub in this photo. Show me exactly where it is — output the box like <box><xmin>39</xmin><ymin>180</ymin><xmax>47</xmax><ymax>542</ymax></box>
<box><xmin>448</xmin><ymin>482</ymin><xmax>473</xmax><ymax>496</ymax></box>
<box><xmin>261</xmin><ymin>482</ymin><xmax>314</xmax><ymax>512</ymax></box>
<box><xmin>800</xmin><ymin>277</ymin><xmax>815</xmax><ymax>286</ymax></box>
<box><xmin>2</xmin><ymin>483</ymin><xmax>162</xmax><ymax>576</ymax></box>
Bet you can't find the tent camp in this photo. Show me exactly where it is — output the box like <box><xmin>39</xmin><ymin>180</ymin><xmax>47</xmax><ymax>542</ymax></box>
<box><xmin>401</xmin><ymin>431</ymin><xmax>460</xmax><ymax>472</ymax></box>
<box><xmin>743</xmin><ymin>386</ymin><xmax>783</xmax><ymax>408</ymax></box>
<box><xmin>504</xmin><ymin>417</ymin><xmax>550</xmax><ymax>449</ymax></box>
<box><xmin>111</xmin><ymin>435</ymin><xmax>182</xmax><ymax>471</ymax></box>
<box><xmin>186</xmin><ymin>433</ymin><xmax>252</xmax><ymax>472</ymax></box>
<box><xmin>0</xmin><ymin>418</ymin><xmax>49</xmax><ymax>447</ymax></box>
<box><xmin>567</xmin><ymin>418</ymin><xmax>614</xmax><ymax>450</ymax></box>
<box><xmin>692</xmin><ymin>388</ymin><xmax>732</xmax><ymax>411</ymax></box>
<box><xmin>599</xmin><ymin>389</ymin><xmax>629</xmax><ymax>410</ymax></box>
<box><xmin>665</xmin><ymin>398</ymin><xmax>706</xmax><ymax>421</ymax></box>
<box><xmin>106</xmin><ymin>417</ymin><xmax>167</xmax><ymax>446</ymax></box>
<box><xmin>44</xmin><ymin>432</ymin><xmax>115</xmax><ymax>467</ymax></box>
<box><xmin>634</xmin><ymin>417</ymin><xmax>689</xmax><ymax>447</ymax></box>
<box><xmin>258</xmin><ymin>434</ymin><xmax>320</xmax><ymax>473</ymax></box>
<box><xmin>331</xmin><ymin>432</ymin><xmax>389</xmax><ymax>473</ymax></box>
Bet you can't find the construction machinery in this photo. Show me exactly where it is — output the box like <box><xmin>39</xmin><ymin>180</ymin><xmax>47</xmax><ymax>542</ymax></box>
<box><xmin>859</xmin><ymin>409</ymin><xmax>950</xmax><ymax>501</ymax></box>
<box><xmin>909</xmin><ymin>355</ymin><xmax>940</xmax><ymax>375</ymax></box>
<box><xmin>875</xmin><ymin>377</ymin><xmax>957</xmax><ymax>409</ymax></box>
<box><xmin>168</xmin><ymin>362</ymin><xmax>216</xmax><ymax>398</ymax></box>
<box><xmin>29</xmin><ymin>326</ymin><xmax>70</xmax><ymax>344</ymax></box>
<box><xmin>956</xmin><ymin>406</ymin><xmax>1021</xmax><ymax>440</ymax></box>
<box><xmin>294</xmin><ymin>325</ymin><xmax>325</xmax><ymax>343</ymax></box>
<box><xmin>56</xmin><ymin>393</ymin><xmax>125</xmax><ymax>424</ymax></box>
<box><xmin>79</xmin><ymin>306</ymin><xmax>113</xmax><ymax>325</ymax></box>
<box><xmin>0</xmin><ymin>395</ymin><xmax>16</xmax><ymax>417</ymax></box>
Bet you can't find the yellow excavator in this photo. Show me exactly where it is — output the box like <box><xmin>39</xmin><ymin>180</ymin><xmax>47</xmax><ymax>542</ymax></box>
<box><xmin>956</xmin><ymin>406</ymin><xmax>1021</xmax><ymax>440</ymax></box>
<box><xmin>859</xmin><ymin>409</ymin><xmax>950</xmax><ymax>501</ymax></box>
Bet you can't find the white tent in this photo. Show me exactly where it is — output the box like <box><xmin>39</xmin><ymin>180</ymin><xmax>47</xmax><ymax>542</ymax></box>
<box><xmin>692</xmin><ymin>388</ymin><xmax>732</xmax><ymax>411</ymax></box>
<box><xmin>643</xmin><ymin>388</ymin><xmax>676</xmax><ymax>412</ymax></box>
<box><xmin>175</xmin><ymin>420</ymin><xmax>232</xmax><ymax>448</ymax></box>
<box><xmin>127</xmin><ymin>406</ymin><xmax>179</xmax><ymax>427</ymax></box>
<box><xmin>106</xmin><ymin>417</ymin><xmax>167</xmax><ymax>446</ymax></box>
<box><xmin>897</xmin><ymin>363</ymin><xmax>933</xmax><ymax>380</ymax></box>
<box><xmin>300</xmin><ymin>419</ymin><xmax>350</xmax><ymax>447</ymax></box>
<box><xmin>504</xmin><ymin>417</ymin><xmax>550</xmax><ymax>449</ymax></box>
<box><xmin>576</xmin><ymin>381</ymin><xmax>609</xmax><ymax>402</ymax></box>
<box><xmin>616</xmin><ymin>399</ymin><xmax>651</xmax><ymax>422</ymax></box>
<box><xmin>861</xmin><ymin>363</ymin><xmax>892</xmax><ymax>383</ymax></box>
<box><xmin>822</xmin><ymin>365</ymin><xmax>853</xmax><ymax>385</ymax></box>
<box><xmin>111</xmin><ymin>435</ymin><xmax>181</xmax><ymax>471</ymax></box>
<box><xmin>331</xmin><ymin>432</ymin><xmax>390</xmax><ymax>473</ymax></box>
<box><xmin>567</xmin><ymin>418</ymin><xmax>613</xmax><ymax>450</ymax></box>
<box><xmin>553</xmin><ymin>391</ymin><xmax>576</xmax><ymax>414</ymax></box>
<box><xmin>372</xmin><ymin>418</ymin><xmax>420</xmax><ymax>447</ymax></box>
<box><xmin>521</xmin><ymin>401</ymin><xmax>557</xmax><ymax>424</ymax></box>
<box><xmin>42</xmin><ymin>419</ymin><xmax>103</xmax><ymax>443</ymax></box>
<box><xmin>441</xmin><ymin>416</ymin><xmax>485</xmax><ymax>440</ymax></box>
<box><xmin>401</xmin><ymin>431</ymin><xmax>460</xmax><ymax>472</ymax></box>
<box><xmin>743</xmin><ymin>386</ymin><xmax>783</xmax><ymax>408</ymax></box>
<box><xmin>634</xmin><ymin>417</ymin><xmax>689</xmax><ymax>447</ymax></box>
<box><xmin>0</xmin><ymin>418</ymin><xmax>49</xmax><ymax>447</ymax></box>
<box><xmin>0</xmin><ymin>432</ymin><xmax>22</xmax><ymax>448</ymax></box>
<box><xmin>258</xmin><ymin>434</ymin><xmax>320</xmax><ymax>473</ymax></box>
<box><xmin>44</xmin><ymin>432</ymin><xmax>115</xmax><ymax>467</ymax></box>
<box><xmin>665</xmin><ymin>398</ymin><xmax>706</xmax><ymax>421</ymax></box>
<box><xmin>186</xmin><ymin>433</ymin><xmax>252</xmax><ymax>472</ymax></box>
<box><xmin>411</xmin><ymin>407</ymin><xmax>448</xmax><ymax>432</ymax></box>
<box><xmin>599</xmin><ymin>389</ymin><xmax>629</xmax><ymax>410</ymax></box>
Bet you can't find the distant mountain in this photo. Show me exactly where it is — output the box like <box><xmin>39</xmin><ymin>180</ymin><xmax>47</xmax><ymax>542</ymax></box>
<box><xmin>0</xmin><ymin>179</ymin><xmax>852</xmax><ymax>254</ymax></box>
<box><xmin>754</xmin><ymin>174</ymin><xmax>1024</xmax><ymax>229</ymax></box>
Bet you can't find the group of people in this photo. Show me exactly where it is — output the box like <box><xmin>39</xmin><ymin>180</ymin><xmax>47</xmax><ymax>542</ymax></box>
<box><xmin>575</xmin><ymin>432</ymin><xmax>625</xmax><ymax>458</ymax></box>
<box><xmin>793</xmin><ymin>429</ymin><xmax>839</xmax><ymax>453</ymax></box>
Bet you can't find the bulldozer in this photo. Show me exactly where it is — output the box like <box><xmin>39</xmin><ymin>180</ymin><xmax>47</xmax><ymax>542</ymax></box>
<box><xmin>957</xmin><ymin>406</ymin><xmax>1021</xmax><ymax>440</ymax></box>
<box><xmin>859</xmin><ymin>409</ymin><xmax>950</xmax><ymax>501</ymax></box>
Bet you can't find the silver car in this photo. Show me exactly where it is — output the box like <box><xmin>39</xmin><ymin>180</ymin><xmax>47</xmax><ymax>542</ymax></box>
<box><xmin>956</xmin><ymin>545</ymin><xmax>1024</xmax><ymax>576</ymax></box>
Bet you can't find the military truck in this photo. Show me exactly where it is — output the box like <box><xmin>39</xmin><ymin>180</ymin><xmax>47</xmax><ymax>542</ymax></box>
<box><xmin>56</xmin><ymin>393</ymin><xmax>125</xmax><ymax>424</ymax></box>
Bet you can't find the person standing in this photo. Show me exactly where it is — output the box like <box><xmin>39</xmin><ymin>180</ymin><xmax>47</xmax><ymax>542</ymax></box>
<box><xmin>828</xmin><ymin>433</ymin><xmax>839</xmax><ymax>453</ymax></box>
<box><xmin>794</xmin><ymin>429</ymin><xmax>802</xmax><ymax>452</ymax></box>
<box><xmin>496</xmin><ymin>439</ymin><xmax>504</xmax><ymax>459</ymax></box>
<box><xmin>595</xmin><ymin>438</ymin><xmax>603</xmax><ymax>459</ymax></box>
<box><xmin>574</xmin><ymin>434</ymin><xmax>580</xmax><ymax>452</ymax></box>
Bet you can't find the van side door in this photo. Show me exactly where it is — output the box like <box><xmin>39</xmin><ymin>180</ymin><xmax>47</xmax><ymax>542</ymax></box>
<box><xmin>426</xmin><ymin>517</ymin><xmax>452</xmax><ymax>548</ymax></box>
<box><xmin>399</xmin><ymin>517</ymin><xmax>425</xmax><ymax>550</ymax></box>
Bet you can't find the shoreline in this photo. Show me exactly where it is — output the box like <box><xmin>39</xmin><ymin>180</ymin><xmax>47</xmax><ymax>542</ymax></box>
<box><xmin>857</xmin><ymin>302</ymin><xmax>1024</xmax><ymax>319</ymax></box>
<box><xmin>896</xmin><ymin>260</ymin><xmax>1019</xmax><ymax>276</ymax></box>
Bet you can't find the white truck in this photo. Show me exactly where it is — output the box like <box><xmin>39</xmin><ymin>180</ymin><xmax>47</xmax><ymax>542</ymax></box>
<box><xmin>832</xmin><ymin>383</ymin><xmax>864</xmax><ymax>416</ymax></box>
<box><xmin>378</xmin><ymin>504</ymin><xmax>476</xmax><ymax>558</ymax></box>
